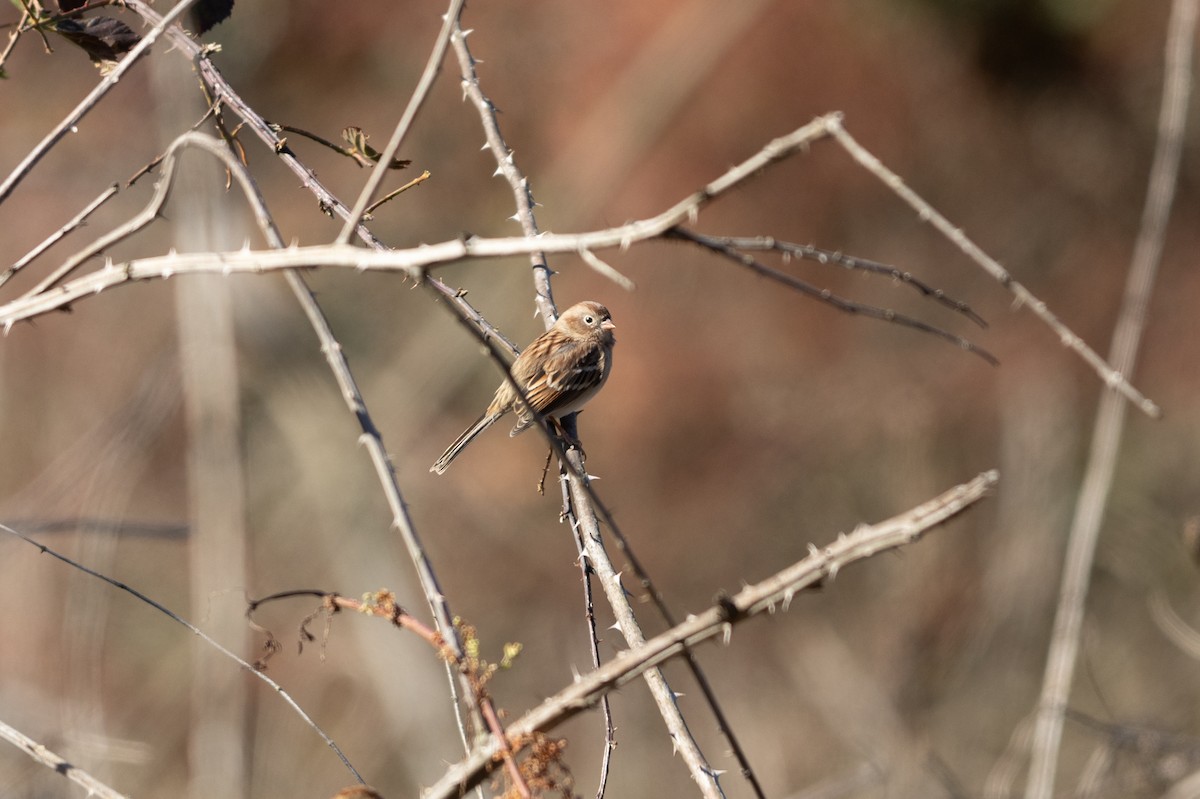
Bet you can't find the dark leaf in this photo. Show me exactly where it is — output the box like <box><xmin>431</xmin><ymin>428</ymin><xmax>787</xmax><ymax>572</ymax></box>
<box><xmin>53</xmin><ymin>17</ymin><xmax>140</xmax><ymax>73</ymax></box>
<box><xmin>57</xmin><ymin>0</ymin><xmax>89</xmax><ymax>12</ymax></box>
<box><xmin>193</xmin><ymin>0</ymin><xmax>234</xmax><ymax>34</ymax></box>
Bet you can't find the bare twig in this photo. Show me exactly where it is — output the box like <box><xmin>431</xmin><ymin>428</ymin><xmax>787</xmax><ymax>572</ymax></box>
<box><xmin>0</xmin><ymin>183</ymin><xmax>118</xmax><ymax>290</ymax></box>
<box><xmin>0</xmin><ymin>521</ymin><xmax>365</xmax><ymax>782</ymax></box>
<box><xmin>0</xmin><ymin>717</ymin><xmax>129</xmax><ymax>799</ymax></box>
<box><xmin>671</xmin><ymin>227</ymin><xmax>997</xmax><ymax>365</ymax></box>
<box><xmin>364</xmin><ymin>169</ymin><xmax>431</xmax><ymax>217</ymax></box>
<box><xmin>708</xmin><ymin>235</ymin><xmax>988</xmax><ymax>327</ymax></box>
<box><xmin>334</xmin><ymin>0</ymin><xmax>465</xmax><ymax>243</ymax></box>
<box><xmin>0</xmin><ymin>0</ymin><xmax>200</xmax><ymax>206</ymax></box>
<box><xmin>272</xmin><ymin>124</ymin><xmax>411</xmax><ymax>169</ymax></box>
<box><xmin>448</xmin><ymin>11</ymin><xmax>753</xmax><ymax>795</ymax></box>
<box><xmin>825</xmin><ymin>117</ymin><xmax>1161</xmax><ymax>419</ymax></box>
<box><xmin>1023</xmin><ymin>1</ymin><xmax>1197</xmax><ymax>796</ymax></box>
<box><xmin>422</xmin><ymin>470</ymin><xmax>999</xmax><ymax>798</ymax></box>
<box><xmin>253</xmin><ymin>591</ymin><xmax>533</xmax><ymax>798</ymax></box>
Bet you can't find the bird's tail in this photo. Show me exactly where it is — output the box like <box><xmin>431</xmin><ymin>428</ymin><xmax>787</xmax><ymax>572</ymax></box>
<box><xmin>430</xmin><ymin>411</ymin><xmax>503</xmax><ymax>474</ymax></box>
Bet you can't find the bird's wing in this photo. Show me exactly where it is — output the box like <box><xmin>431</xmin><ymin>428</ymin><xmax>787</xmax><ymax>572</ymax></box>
<box><xmin>525</xmin><ymin>339</ymin><xmax>606</xmax><ymax>415</ymax></box>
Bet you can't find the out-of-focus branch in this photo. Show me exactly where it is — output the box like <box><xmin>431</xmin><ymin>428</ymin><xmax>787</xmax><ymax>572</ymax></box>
<box><xmin>1</xmin><ymin>521</ymin><xmax>364</xmax><ymax>782</ymax></box>
<box><xmin>0</xmin><ymin>716</ymin><xmax>129</xmax><ymax>799</ymax></box>
<box><xmin>1024</xmin><ymin>0</ymin><xmax>1197</xmax><ymax>796</ymax></box>
<box><xmin>423</xmin><ymin>470</ymin><xmax>999</xmax><ymax>799</ymax></box>
<box><xmin>161</xmin><ymin>132</ymin><xmax>491</xmax><ymax>762</ymax></box>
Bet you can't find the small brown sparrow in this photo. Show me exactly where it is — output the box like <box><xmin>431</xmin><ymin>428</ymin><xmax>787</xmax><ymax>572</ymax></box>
<box><xmin>430</xmin><ymin>301</ymin><xmax>616</xmax><ymax>474</ymax></box>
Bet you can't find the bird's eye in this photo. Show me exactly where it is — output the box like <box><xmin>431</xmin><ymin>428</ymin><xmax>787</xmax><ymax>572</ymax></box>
<box><xmin>584</xmin><ymin>315</ymin><xmax>595</xmax><ymax>325</ymax></box>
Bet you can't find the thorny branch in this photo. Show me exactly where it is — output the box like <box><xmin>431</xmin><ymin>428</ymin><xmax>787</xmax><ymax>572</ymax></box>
<box><xmin>423</xmin><ymin>470</ymin><xmax>999</xmax><ymax>798</ymax></box>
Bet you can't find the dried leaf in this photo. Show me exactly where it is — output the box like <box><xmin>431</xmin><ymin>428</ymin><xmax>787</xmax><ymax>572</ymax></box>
<box><xmin>341</xmin><ymin>126</ymin><xmax>410</xmax><ymax>170</ymax></box>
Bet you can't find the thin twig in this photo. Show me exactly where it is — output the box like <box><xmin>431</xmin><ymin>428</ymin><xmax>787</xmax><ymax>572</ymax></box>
<box><xmin>671</xmin><ymin>227</ymin><xmax>997</xmax><ymax>365</ymax></box>
<box><xmin>0</xmin><ymin>0</ymin><xmax>200</xmax><ymax>206</ymax></box>
<box><xmin>334</xmin><ymin>0</ymin><xmax>465</xmax><ymax>243</ymax></box>
<box><xmin>710</xmin><ymin>235</ymin><xmax>987</xmax><ymax>327</ymax></box>
<box><xmin>423</xmin><ymin>470</ymin><xmax>999</xmax><ymax>798</ymax></box>
<box><xmin>825</xmin><ymin>117</ymin><xmax>1161</xmax><ymax>419</ymax></box>
<box><xmin>252</xmin><ymin>591</ymin><xmax>532</xmax><ymax>798</ymax></box>
<box><xmin>449</xmin><ymin>12</ymin><xmax>746</xmax><ymax>794</ymax></box>
<box><xmin>364</xmin><ymin>169</ymin><xmax>431</xmax><ymax>217</ymax></box>
<box><xmin>1023</xmin><ymin>1</ymin><xmax>1196</xmax><ymax>796</ymax></box>
<box><xmin>0</xmin><ymin>183</ymin><xmax>118</xmax><ymax>290</ymax></box>
<box><xmin>170</xmin><ymin>132</ymin><xmax>491</xmax><ymax>761</ymax></box>
<box><xmin>0</xmin><ymin>521</ymin><xmax>365</xmax><ymax>782</ymax></box>
<box><xmin>272</xmin><ymin>124</ymin><xmax>411</xmax><ymax>169</ymax></box>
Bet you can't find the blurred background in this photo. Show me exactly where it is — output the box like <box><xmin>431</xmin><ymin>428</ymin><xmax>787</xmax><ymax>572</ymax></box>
<box><xmin>2</xmin><ymin>0</ymin><xmax>1200</xmax><ymax>796</ymax></box>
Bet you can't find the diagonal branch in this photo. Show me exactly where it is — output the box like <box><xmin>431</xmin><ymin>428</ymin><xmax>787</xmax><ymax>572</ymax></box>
<box><xmin>670</xmin><ymin>227</ymin><xmax>997</xmax><ymax>364</ymax></box>
<box><xmin>0</xmin><ymin>716</ymin><xmax>130</xmax><ymax>799</ymax></box>
<box><xmin>422</xmin><ymin>470</ymin><xmax>999</xmax><ymax>799</ymax></box>
<box><xmin>825</xmin><ymin>117</ymin><xmax>1161</xmax><ymax>419</ymax></box>
<box><xmin>0</xmin><ymin>0</ymin><xmax>200</xmax><ymax>205</ymax></box>
<box><xmin>334</xmin><ymin>0</ymin><xmax>465</xmax><ymax>243</ymax></box>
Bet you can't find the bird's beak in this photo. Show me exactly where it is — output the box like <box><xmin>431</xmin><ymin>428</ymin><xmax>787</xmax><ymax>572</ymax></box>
<box><xmin>601</xmin><ymin>319</ymin><xmax>616</xmax><ymax>331</ymax></box>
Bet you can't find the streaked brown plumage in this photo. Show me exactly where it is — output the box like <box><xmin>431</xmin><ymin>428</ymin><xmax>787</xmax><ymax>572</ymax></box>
<box><xmin>430</xmin><ymin>301</ymin><xmax>616</xmax><ymax>474</ymax></box>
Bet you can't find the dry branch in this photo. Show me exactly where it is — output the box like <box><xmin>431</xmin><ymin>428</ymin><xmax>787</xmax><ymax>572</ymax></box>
<box><xmin>423</xmin><ymin>470</ymin><xmax>999</xmax><ymax>798</ymax></box>
<box><xmin>0</xmin><ymin>717</ymin><xmax>129</xmax><ymax>799</ymax></box>
<box><xmin>1025</xmin><ymin>0</ymin><xmax>1198</xmax><ymax>794</ymax></box>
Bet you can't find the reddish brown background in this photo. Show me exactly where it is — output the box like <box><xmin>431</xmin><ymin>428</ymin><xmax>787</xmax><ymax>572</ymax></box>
<box><xmin>2</xmin><ymin>1</ymin><xmax>1199</xmax><ymax>797</ymax></box>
